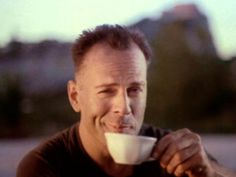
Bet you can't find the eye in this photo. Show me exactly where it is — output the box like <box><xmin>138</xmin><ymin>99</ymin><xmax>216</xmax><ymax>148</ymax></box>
<box><xmin>128</xmin><ymin>87</ymin><xmax>142</xmax><ymax>96</ymax></box>
<box><xmin>98</xmin><ymin>88</ymin><xmax>115</xmax><ymax>95</ymax></box>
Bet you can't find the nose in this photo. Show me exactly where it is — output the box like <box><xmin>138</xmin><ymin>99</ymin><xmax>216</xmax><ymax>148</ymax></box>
<box><xmin>113</xmin><ymin>92</ymin><xmax>131</xmax><ymax>116</ymax></box>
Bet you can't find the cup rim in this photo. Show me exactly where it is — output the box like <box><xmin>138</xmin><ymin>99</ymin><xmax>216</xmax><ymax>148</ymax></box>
<box><xmin>104</xmin><ymin>132</ymin><xmax>157</xmax><ymax>142</ymax></box>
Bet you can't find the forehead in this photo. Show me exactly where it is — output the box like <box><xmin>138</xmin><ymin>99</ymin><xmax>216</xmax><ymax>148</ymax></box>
<box><xmin>81</xmin><ymin>42</ymin><xmax>147</xmax><ymax>72</ymax></box>
<box><xmin>74</xmin><ymin>42</ymin><xmax>147</xmax><ymax>88</ymax></box>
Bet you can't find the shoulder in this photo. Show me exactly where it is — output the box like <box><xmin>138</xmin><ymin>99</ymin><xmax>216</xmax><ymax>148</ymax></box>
<box><xmin>17</xmin><ymin>123</ymin><xmax>78</xmax><ymax>177</ymax></box>
<box><xmin>17</xmin><ymin>147</ymin><xmax>57</xmax><ymax>177</ymax></box>
<box><xmin>139</xmin><ymin>124</ymin><xmax>171</xmax><ymax>140</ymax></box>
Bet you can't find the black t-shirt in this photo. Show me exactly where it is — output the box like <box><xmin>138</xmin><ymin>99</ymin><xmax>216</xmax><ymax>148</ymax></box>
<box><xmin>17</xmin><ymin>123</ymin><xmax>175</xmax><ymax>177</ymax></box>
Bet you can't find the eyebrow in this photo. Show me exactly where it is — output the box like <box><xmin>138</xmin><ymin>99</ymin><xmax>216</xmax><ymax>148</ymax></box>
<box><xmin>95</xmin><ymin>83</ymin><xmax>118</xmax><ymax>89</ymax></box>
<box><xmin>130</xmin><ymin>81</ymin><xmax>146</xmax><ymax>87</ymax></box>
<box><xmin>95</xmin><ymin>81</ymin><xmax>146</xmax><ymax>89</ymax></box>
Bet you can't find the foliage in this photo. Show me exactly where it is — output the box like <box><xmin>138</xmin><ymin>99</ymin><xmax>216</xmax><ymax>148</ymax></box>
<box><xmin>144</xmin><ymin>19</ymin><xmax>236</xmax><ymax>133</ymax></box>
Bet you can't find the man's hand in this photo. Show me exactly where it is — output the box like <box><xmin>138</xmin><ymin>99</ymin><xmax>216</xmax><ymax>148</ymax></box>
<box><xmin>152</xmin><ymin>128</ymin><xmax>215</xmax><ymax>177</ymax></box>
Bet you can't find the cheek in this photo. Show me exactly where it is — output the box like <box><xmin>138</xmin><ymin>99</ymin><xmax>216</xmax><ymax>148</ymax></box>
<box><xmin>92</xmin><ymin>98</ymin><xmax>111</xmax><ymax>117</ymax></box>
<box><xmin>134</xmin><ymin>93</ymin><xmax>147</xmax><ymax>113</ymax></box>
<box><xmin>132</xmin><ymin>95</ymin><xmax>146</xmax><ymax>124</ymax></box>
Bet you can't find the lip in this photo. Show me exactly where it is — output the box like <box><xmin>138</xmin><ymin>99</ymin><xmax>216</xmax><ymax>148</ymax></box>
<box><xmin>105</xmin><ymin>123</ymin><xmax>133</xmax><ymax>133</ymax></box>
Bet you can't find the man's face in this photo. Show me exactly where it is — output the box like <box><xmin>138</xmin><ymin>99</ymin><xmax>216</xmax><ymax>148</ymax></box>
<box><xmin>69</xmin><ymin>42</ymin><xmax>147</xmax><ymax>145</ymax></box>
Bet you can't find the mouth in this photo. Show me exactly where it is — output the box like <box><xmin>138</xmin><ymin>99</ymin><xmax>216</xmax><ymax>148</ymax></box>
<box><xmin>105</xmin><ymin>123</ymin><xmax>135</xmax><ymax>133</ymax></box>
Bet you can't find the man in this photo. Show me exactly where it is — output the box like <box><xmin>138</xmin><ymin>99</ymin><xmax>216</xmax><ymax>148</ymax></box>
<box><xmin>17</xmin><ymin>24</ymin><xmax>235</xmax><ymax>177</ymax></box>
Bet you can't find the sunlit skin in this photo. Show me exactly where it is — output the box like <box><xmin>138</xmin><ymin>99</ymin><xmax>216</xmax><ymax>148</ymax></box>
<box><xmin>67</xmin><ymin>42</ymin><xmax>231</xmax><ymax>177</ymax></box>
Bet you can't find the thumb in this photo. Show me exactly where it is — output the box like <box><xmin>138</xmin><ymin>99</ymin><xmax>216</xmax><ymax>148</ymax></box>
<box><xmin>185</xmin><ymin>166</ymin><xmax>206</xmax><ymax>177</ymax></box>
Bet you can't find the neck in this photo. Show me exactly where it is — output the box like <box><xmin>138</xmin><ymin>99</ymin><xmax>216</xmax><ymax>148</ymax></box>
<box><xmin>78</xmin><ymin>123</ymin><xmax>133</xmax><ymax>177</ymax></box>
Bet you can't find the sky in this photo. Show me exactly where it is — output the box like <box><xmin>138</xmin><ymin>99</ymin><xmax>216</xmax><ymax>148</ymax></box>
<box><xmin>1</xmin><ymin>0</ymin><xmax>235</xmax><ymax>59</ymax></box>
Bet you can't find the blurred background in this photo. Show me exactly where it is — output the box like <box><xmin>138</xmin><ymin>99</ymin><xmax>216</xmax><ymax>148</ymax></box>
<box><xmin>0</xmin><ymin>0</ymin><xmax>236</xmax><ymax>176</ymax></box>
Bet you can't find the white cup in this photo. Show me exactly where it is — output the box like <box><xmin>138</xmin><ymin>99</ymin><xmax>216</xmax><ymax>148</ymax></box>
<box><xmin>105</xmin><ymin>132</ymin><xmax>157</xmax><ymax>165</ymax></box>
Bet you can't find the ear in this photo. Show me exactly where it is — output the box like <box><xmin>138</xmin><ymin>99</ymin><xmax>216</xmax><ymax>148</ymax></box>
<box><xmin>67</xmin><ymin>80</ymin><xmax>81</xmax><ymax>112</ymax></box>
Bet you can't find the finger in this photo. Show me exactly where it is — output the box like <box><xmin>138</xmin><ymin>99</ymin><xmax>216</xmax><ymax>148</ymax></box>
<box><xmin>154</xmin><ymin>128</ymin><xmax>191</xmax><ymax>158</ymax></box>
<box><xmin>160</xmin><ymin>139</ymin><xmax>193</xmax><ymax>168</ymax></box>
<box><xmin>159</xmin><ymin>131</ymin><xmax>198</xmax><ymax>168</ymax></box>
<box><xmin>173</xmin><ymin>152</ymin><xmax>205</xmax><ymax>177</ymax></box>
<box><xmin>166</xmin><ymin>143</ymin><xmax>201</xmax><ymax>175</ymax></box>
